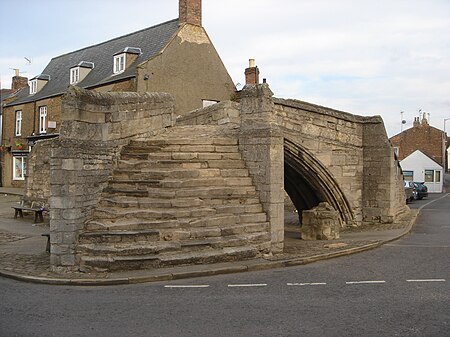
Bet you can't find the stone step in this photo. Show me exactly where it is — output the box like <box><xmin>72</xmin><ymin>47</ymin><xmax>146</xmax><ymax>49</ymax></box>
<box><xmin>79</xmin><ymin>245</ymin><xmax>260</xmax><ymax>271</ymax></box>
<box><xmin>117</xmin><ymin>159</ymin><xmax>210</xmax><ymax>170</ymax></box>
<box><xmin>92</xmin><ymin>206</ymin><xmax>266</xmax><ymax>224</ymax></box>
<box><xmin>79</xmin><ymin>229</ymin><xmax>160</xmax><ymax>244</ymax></box>
<box><xmin>92</xmin><ymin>206</ymin><xmax>217</xmax><ymax>221</ymax></box>
<box><xmin>101</xmin><ymin>185</ymin><xmax>258</xmax><ymax>199</ymax></box>
<box><xmin>116</xmin><ymin>158</ymin><xmax>246</xmax><ymax>170</ymax></box>
<box><xmin>112</xmin><ymin>168</ymin><xmax>222</xmax><ymax>180</ymax></box>
<box><xmin>85</xmin><ymin>219</ymin><xmax>182</xmax><ymax>231</ymax></box>
<box><xmin>98</xmin><ymin>196</ymin><xmax>204</xmax><ymax>209</ymax></box>
<box><xmin>77</xmin><ymin>241</ymin><xmax>180</xmax><ymax>256</ymax></box>
<box><xmin>129</xmin><ymin>137</ymin><xmax>238</xmax><ymax>148</ymax></box>
<box><xmin>97</xmin><ymin>197</ymin><xmax>263</xmax><ymax>215</ymax></box>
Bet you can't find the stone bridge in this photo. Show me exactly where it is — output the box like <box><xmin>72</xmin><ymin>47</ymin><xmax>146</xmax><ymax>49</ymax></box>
<box><xmin>25</xmin><ymin>85</ymin><xmax>408</xmax><ymax>271</ymax></box>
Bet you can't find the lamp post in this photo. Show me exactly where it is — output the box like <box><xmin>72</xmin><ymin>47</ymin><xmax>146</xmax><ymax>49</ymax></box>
<box><xmin>443</xmin><ymin>118</ymin><xmax>450</xmax><ymax>172</ymax></box>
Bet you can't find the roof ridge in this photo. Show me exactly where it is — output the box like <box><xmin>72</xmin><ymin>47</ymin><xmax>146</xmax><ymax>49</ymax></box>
<box><xmin>50</xmin><ymin>18</ymin><xmax>179</xmax><ymax>61</ymax></box>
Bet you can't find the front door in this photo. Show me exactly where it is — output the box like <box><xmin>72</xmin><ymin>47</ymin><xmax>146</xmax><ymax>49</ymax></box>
<box><xmin>424</xmin><ymin>169</ymin><xmax>443</xmax><ymax>193</ymax></box>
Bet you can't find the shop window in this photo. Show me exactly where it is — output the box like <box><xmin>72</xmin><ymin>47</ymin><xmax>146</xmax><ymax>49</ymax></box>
<box><xmin>13</xmin><ymin>157</ymin><xmax>26</xmax><ymax>180</ymax></box>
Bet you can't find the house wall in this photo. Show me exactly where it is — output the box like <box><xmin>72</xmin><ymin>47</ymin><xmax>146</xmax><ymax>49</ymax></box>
<box><xmin>390</xmin><ymin>120</ymin><xmax>445</xmax><ymax>166</ymax></box>
<box><xmin>92</xmin><ymin>78</ymin><xmax>136</xmax><ymax>93</ymax></box>
<box><xmin>1</xmin><ymin>96</ymin><xmax>62</xmax><ymax>187</ymax></box>
<box><xmin>136</xmin><ymin>24</ymin><xmax>235</xmax><ymax>116</ymax></box>
<box><xmin>400</xmin><ymin>151</ymin><xmax>443</xmax><ymax>193</ymax></box>
<box><xmin>1</xmin><ymin>77</ymin><xmax>136</xmax><ymax>188</ymax></box>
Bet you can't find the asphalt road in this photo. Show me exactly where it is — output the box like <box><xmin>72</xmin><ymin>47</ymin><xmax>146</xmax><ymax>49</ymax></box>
<box><xmin>0</xmin><ymin>195</ymin><xmax>449</xmax><ymax>337</ymax></box>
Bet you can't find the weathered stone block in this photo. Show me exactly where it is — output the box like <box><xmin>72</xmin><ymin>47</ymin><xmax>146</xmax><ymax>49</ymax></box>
<box><xmin>301</xmin><ymin>202</ymin><xmax>340</xmax><ymax>240</ymax></box>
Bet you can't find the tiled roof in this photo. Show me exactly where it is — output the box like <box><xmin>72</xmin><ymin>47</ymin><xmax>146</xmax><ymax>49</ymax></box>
<box><xmin>6</xmin><ymin>19</ymin><xmax>179</xmax><ymax>107</ymax></box>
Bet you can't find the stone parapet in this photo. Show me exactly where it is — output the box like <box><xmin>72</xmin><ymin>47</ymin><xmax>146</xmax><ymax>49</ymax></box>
<box><xmin>176</xmin><ymin>101</ymin><xmax>240</xmax><ymax>126</ymax></box>
<box><xmin>61</xmin><ymin>86</ymin><xmax>175</xmax><ymax>142</ymax></box>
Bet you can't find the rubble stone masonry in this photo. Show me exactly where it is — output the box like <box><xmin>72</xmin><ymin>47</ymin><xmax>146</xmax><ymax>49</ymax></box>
<box><xmin>49</xmin><ymin>87</ymin><xmax>175</xmax><ymax>269</ymax></box>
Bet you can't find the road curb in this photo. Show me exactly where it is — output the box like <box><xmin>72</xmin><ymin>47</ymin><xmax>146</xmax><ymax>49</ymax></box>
<box><xmin>0</xmin><ymin>210</ymin><xmax>420</xmax><ymax>286</ymax></box>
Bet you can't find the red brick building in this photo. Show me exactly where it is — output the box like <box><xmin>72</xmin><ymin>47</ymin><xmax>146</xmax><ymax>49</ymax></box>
<box><xmin>390</xmin><ymin>114</ymin><xmax>447</xmax><ymax>169</ymax></box>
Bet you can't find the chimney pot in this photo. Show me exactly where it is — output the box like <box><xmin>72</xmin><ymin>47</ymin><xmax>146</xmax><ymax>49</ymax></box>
<box><xmin>245</xmin><ymin>58</ymin><xmax>260</xmax><ymax>85</ymax></box>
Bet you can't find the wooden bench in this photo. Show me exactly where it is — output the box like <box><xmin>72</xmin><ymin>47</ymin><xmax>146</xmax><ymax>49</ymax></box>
<box><xmin>12</xmin><ymin>201</ymin><xmax>46</xmax><ymax>223</ymax></box>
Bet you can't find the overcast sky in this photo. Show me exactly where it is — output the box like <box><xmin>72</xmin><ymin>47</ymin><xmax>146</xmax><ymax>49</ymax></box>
<box><xmin>1</xmin><ymin>0</ymin><xmax>449</xmax><ymax>137</ymax></box>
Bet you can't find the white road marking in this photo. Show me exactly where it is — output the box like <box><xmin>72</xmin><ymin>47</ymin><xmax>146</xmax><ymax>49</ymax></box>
<box><xmin>287</xmin><ymin>282</ymin><xmax>327</xmax><ymax>286</ymax></box>
<box><xmin>346</xmin><ymin>281</ymin><xmax>386</xmax><ymax>285</ymax></box>
<box><xmin>228</xmin><ymin>284</ymin><xmax>267</xmax><ymax>287</ymax></box>
<box><xmin>418</xmin><ymin>193</ymin><xmax>449</xmax><ymax>211</ymax></box>
<box><xmin>164</xmin><ymin>285</ymin><xmax>210</xmax><ymax>288</ymax></box>
<box><xmin>385</xmin><ymin>244</ymin><xmax>450</xmax><ymax>248</ymax></box>
<box><xmin>406</xmin><ymin>279</ymin><xmax>446</xmax><ymax>283</ymax></box>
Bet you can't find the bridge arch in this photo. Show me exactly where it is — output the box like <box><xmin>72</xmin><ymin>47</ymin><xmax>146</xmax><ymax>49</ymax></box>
<box><xmin>284</xmin><ymin>138</ymin><xmax>354</xmax><ymax>226</ymax></box>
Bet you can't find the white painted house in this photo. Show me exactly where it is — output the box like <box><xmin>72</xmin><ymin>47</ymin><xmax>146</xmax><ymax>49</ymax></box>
<box><xmin>400</xmin><ymin>150</ymin><xmax>443</xmax><ymax>193</ymax></box>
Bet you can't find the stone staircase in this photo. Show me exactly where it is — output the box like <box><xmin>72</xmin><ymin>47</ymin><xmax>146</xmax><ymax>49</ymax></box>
<box><xmin>77</xmin><ymin>127</ymin><xmax>271</xmax><ymax>271</ymax></box>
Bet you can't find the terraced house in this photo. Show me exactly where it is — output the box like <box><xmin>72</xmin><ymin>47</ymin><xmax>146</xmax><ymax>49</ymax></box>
<box><xmin>1</xmin><ymin>0</ymin><xmax>235</xmax><ymax>188</ymax></box>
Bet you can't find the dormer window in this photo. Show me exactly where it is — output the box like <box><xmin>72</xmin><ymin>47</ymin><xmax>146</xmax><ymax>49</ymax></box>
<box><xmin>114</xmin><ymin>54</ymin><xmax>125</xmax><ymax>74</ymax></box>
<box><xmin>70</xmin><ymin>61</ymin><xmax>94</xmax><ymax>84</ymax></box>
<box><xmin>30</xmin><ymin>79</ymin><xmax>37</xmax><ymax>95</ymax></box>
<box><xmin>113</xmin><ymin>47</ymin><xmax>141</xmax><ymax>75</ymax></box>
<box><xmin>70</xmin><ymin>67</ymin><xmax>80</xmax><ymax>84</ymax></box>
<box><xmin>29</xmin><ymin>74</ymin><xmax>50</xmax><ymax>95</ymax></box>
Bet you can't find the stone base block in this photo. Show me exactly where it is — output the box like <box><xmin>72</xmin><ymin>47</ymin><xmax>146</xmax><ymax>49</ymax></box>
<box><xmin>301</xmin><ymin>202</ymin><xmax>340</xmax><ymax>240</ymax></box>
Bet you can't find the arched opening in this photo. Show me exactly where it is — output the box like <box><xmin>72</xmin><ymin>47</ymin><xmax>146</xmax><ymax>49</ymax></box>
<box><xmin>284</xmin><ymin>138</ymin><xmax>354</xmax><ymax>228</ymax></box>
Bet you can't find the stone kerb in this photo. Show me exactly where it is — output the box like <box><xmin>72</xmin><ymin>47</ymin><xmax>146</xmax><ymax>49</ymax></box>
<box><xmin>239</xmin><ymin>84</ymin><xmax>284</xmax><ymax>253</ymax></box>
<box><xmin>49</xmin><ymin>87</ymin><xmax>176</xmax><ymax>270</ymax></box>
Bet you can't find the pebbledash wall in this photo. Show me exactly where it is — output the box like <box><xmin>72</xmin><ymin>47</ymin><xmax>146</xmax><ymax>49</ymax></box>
<box><xmin>24</xmin><ymin>84</ymin><xmax>408</xmax><ymax>270</ymax></box>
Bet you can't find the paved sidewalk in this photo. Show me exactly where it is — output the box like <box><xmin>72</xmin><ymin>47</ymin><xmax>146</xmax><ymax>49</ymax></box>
<box><xmin>0</xmin><ymin>191</ymin><xmax>418</xmax><ymax>286</ymax></box>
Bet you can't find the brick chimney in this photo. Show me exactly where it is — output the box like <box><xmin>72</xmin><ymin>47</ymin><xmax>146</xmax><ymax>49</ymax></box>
<box><xmin>179</xmin><ymin>0</ymin><xmax>202</xmax><ymax>26</ymax></box>
<box><xmin>245</xmin><ymin>59</ymin><xmax>260</xmax><ymax>85</ymax></box>
<box><xmin>12</xmin><ymin>76</ymin><xmax>28</xmax><ymax>91</ymax></box>
<box><xmin>11</xmin><ymin>69</ymin><xmax>28</xmax><ymax>91</ymax></box>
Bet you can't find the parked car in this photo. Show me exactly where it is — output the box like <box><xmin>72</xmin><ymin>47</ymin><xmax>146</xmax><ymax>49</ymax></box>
<box><xmin>404</xmin><ymin>181</ymin><xmax>416</xmax><ymax>202</ymax></box>
<box><xmin>413</xmin><ymin>182</ymin><xmax>428</xmax><ymax>200</ymax></box>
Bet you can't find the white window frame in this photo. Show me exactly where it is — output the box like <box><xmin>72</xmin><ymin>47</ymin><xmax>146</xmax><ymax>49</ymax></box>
<box><xmin>70</xmin><ymin>67</ymin><xmax>80</xmax><ymax>84</ymax></box>
<box><xmin>13</xmin><ymin>157</ymin><xmax>26</xmax><ymax>181</ymax></box>
<box><xmin>113</xmin><ymin>54</ymin><xmax>125</xmax><ymax>74</ymax></box>
<box><xmin>30</xmin><ymin>79</ymin><xmax>37</xmax><ymax>94</ymax></box>
<box><xmin>39</xmin><ymin>106</ymin><xmax>47</xmax><ymax>134</ymax></box>
<box><xmin>403</xmin><ymin>170</ymin><xmax>413</xmax><ymax>181</ymax></box>
<box><xmin>15</xmin><ymin>110</ymin><xmax>22</xmax><ymax>136</ymax></box>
